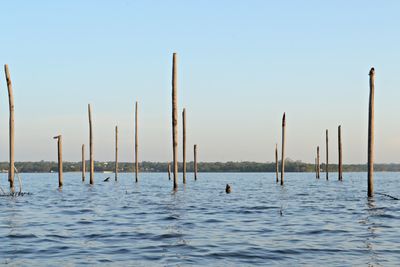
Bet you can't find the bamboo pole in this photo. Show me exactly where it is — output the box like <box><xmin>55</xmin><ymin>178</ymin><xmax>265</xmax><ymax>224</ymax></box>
<box><xmin>172</xmin><ymin>53</ymin><xmax>178</xmax><ymax>190</ymax></box>
<box><xmin>115</xmin><ymin>125</ymin><xmax>118</xmax><ymax>181</ymax></box>
<box><xmin>4</xmin><ymin>65</ymin><xmax>15</xmax><ymax>192</ymax></box>
<box><xmin>53</xmin><ymin>135</ymin><xmax>63</xmax><ymax>188</ymax></box>
<box><xmin>194</xmin><ymin>144</ymin><xmax>198</xmax><ymax>180</ymax></box>
<box><xmin>135</xmin><ymin>101</ymin><xmax>139</xmax><ymax>183</ymax></box>
<box><xmin>168</xmin><ymin>162</ymin><xmax>171</xmax><ymax>180</ymax></box>
<box><xmin>338</xmin><ymin>125</ymin><xmax>343</xmax><ymax>181</ymax></box>
<box><xmin>317</xmin><ymin>146</ymin><xmax>320</xmax><ymax>179</ymax></box>
<box><xmin>88</xmin><ymin>104</ymin><xmax>94</xmax><ymax>185</ymax></box>
<box><xmin>182</xmin><ymin>108</ymin><xmax>186</xmax><ymax>184</ymax></box>
<box><xmin>368</xmin><ymin>67</ymin><xmax>375</xmax><ymax>197</ymax></box>
<box><xmin>326</xmin><ymin>129</ymin><xmax>329</xmax><ymax>180</ymax></box>
<box><xmin>280</xmin><ymin>113</ymin><xmax>286</xmax><ymax>186</ymax></box>
<box><xmin>82</xmin><ymin>144</ymin><xmax>85</xmax><ymax>182</ymax></box>
<box><xmin>275</xmin><ymin>143</ymin><xmax>278</xmax><ymax>183</ymax></box>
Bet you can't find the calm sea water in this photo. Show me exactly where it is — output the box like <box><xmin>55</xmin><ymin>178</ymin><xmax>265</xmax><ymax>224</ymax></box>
<box><xmin>0</xmin><ymin>172</ymin><xmax>399</xmax><ymax>266</ymax></box>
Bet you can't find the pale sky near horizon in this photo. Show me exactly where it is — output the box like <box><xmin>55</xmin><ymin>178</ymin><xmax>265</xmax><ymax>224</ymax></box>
<box><xmin>0</xmin><ymin>1</ymin><xmax>400</xmax><ymax>164</ymax></box>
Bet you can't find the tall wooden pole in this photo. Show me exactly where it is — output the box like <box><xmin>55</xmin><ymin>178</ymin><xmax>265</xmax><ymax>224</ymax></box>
<box><xmin>82</xmin><ymin>144</ymin><xmax>85</xmax><ymax>182</ymax></box>
<box><xmin>326</xmin><ymin>129</ymin><xmax>329</xmax><ymax>180</ymax></box>
<box><xmin>115</xmin><ymin>125</ymin><xmax>118</xmax><ymax>181</ymax></box>
<box><xmin>88</xmin><ymin>104</ymin><xmax>94</xmax><ymax>185</ymax></box>
<box><xmin>368</xmin><ymin>67</ymin><xmax>375</xmax><ymax>197</ymax></box>
<box><xmin>135</xmin><ymin>101</ymin><xmax>139</xmax><ymax>183</ymax></box>
<box><xmin>280</xmin><ymin>113</ymin><xmax>286</xmax><ymax>186</ymax></box>
<box><xmin>53</xmin><ymin>135</ymin><xmax>63</xmax><ymax>188</ymax></box>
<box><xmin>4</xmin><ymin>65</ymin><xmax>15</xmax><ymax>192</ymax></box>
<box><xmin>168</xmin><ymin>162</ymin><xmax>171</xmax><ymax>180</ymax></box>
<box><xmin>182</xmin><ymin>108</ymin><xmax>186</xmax><ymax>184</ymax></box>
<box><xmin>275</xmin><ymin>143</ymin><xmax>279</xmax><ymax>183</ymax></box>
<box><xmin>317</xmin><ymin>146</ymin><xmax>320</xmax><ymax>179</ymax></box>
<box><xmin>338</xmin><ymin>125</ymin><xmax>343</xmax><ymax>181</ymax></box>
<box><xmin>194</xmin><ymin>144</ymin><xmax>198</xmax><ymax>180</ymax></box>
<box><xmin>172</xmin><ymin>53</ymin><xmax>178</xmax><ymax>190</ymax></box>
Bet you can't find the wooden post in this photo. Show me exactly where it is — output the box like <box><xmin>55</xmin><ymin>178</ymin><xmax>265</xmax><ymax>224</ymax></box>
<box><xmin>280</xmin><ymin>113</ymin><xmax>286</xmax><ymax>186</ymax></box>
<box><xmin>53</xmin><ymin>135</ymin><xmax>63</xmax><ymax>187</ymax></box>
<box><xmin>172</xmin><ymin>53</ymin><xmax>178</xmax><ymax>190</ymax></box>
<box><xmin>82</xmin><ymin>144</ymin><xmax>85</xmax><ymax>182</ymax></box>
<box><xmin>194</xmin><ymin>144</ymin><xmax>198</xmax><ymax>180</ymax></box>
<box><xmin>368</xmin><ymin>67</ymin><xmax>375</xmax><ymax>197</ymax></box>
<box><xmin>275</xmin><ymin>143</ymin><xmax>279</xmax><ymax>183</ymax></box>
<box><xmin>338</xmin><ymin>125</ymin><xmax>343</xmax><ymax>181</ymax></box>
<box><xmin>326</xmin><ymin>129</ymin><xmax>329</xmax><ymax>180</ymax></box>
<box><xmin>182</xmin><ymin>108</ymin><xmax>186</xmax><ymax>184</ymax></box>
<box><xmin>168</xmin><ymin>162</ymin><xmax>171</xmax><ymax>180</ymax></box>
<box><xmin>135</xmin><ymin>101</ymin><xmax>139</xmax><ymax>183</ymax></box>
<box><xmin>317</xmin><ymin>146</ymin><xmax>320</xmax><ymax>179</ymax></box>
<box><xmin>4</xmin><ymin>65</ymin><xmax>15</xmax><ymax>192</ymax></box>
<box><xmin>315</xmin><ymin>157</ymin><xmax>317</xmax><ymax>178</ymax></box>
<box><xmin>88</xmin><ymin>104</ymin><xmax>94</xmax><ymax>185</ymax></box>
<box><xmin>115</xmin><ymin>125</ymin><xmax>118</xmax><ymax>181</ymax></box>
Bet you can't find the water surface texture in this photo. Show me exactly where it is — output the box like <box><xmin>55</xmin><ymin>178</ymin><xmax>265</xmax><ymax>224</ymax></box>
<box><xmin>0</xmin><ymin>172</ymin><xmax>399</xmax><ymax>266</ymax></box>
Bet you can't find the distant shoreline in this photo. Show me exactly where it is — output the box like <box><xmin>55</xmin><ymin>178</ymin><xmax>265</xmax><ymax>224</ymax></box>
<box><xmin>0</xmin><ymin>161</ymin><xmax>399</xmax><ymax>173</ymax></box>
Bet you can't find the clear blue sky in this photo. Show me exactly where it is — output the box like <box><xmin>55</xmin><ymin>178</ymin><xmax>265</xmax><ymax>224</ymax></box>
<box><xmin>0</xmin><ymin>1</ymin><xmax>399</xmax><ymax>164</ymax></box>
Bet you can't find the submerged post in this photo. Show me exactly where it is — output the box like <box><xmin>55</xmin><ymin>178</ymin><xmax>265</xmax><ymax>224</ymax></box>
<box><xmin>115</xmin><ymin>125</ymin><xmax>118</xmax><ymax>181</ymax></box>
<box><xmin>53</xmin><ymin>135</ymin><xmax>63</xmax><ymax>188</ymax></box>
<box><xmin>338</xmin><ymin>125</ymin><xmax>343</xmax><ymax>181</ymax></box>
<box><xmin>182</xmin><ymin>108</ymin><xmax>186</xmax><ymax>184</ymax></box>
<box><xmin>4</xmin><ymin>65</ymin><xmax>15</xmax><ymax>192</ymax></box>
<box><xmin>368</xmin><ymin>67</ymin><xmax>375</xmax><ymax>197</ymax></box>
<box><xmin>88</xmin><ymin>104</ymin><xmax>94</xmax><ymax>185</ymax></box>
<box><xmin>82</xmin><ymin>144</ymin><xmax>85</xmax><ymax>182</ymax></box>
<box><xmin>172</xmin><ymin>53</ymin><xmax>178</xmax><ymax>190</ymax></box>
<box><xmin>168</xmin><ymin>162</ymin><xmax>171</xmax><ymax>180</ymax></box>
<box><xmin>326</xmin><ymin>129</ymin><xmax>329</xmax><ymax>180</ymax></box>
<box><xmin>275</xmin><ymin>144</ymin><xmax>279</xmax><ymax>183</ymax></box>
<box><xmin>280</xmin><ymin>113</ymin><xmax>286</xmax><ymax>186</ymax></box>
<box><xmin>317</xmin><ymin>146</ymin><xmax>320</xmax><ymax>179</ymax></box>
<box><xmin>135</xmin><ymin>101</ymin><xmax>139</xmax><ymax>183</ymax></box>
<box><xmin>194</xmin><ymin>144</ymin><xmax>198</xmax><ymax>180</ymax></box>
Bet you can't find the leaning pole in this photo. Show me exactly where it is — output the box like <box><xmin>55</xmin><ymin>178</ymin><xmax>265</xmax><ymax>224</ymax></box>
<box><xmin>368</xmin><ymin>68</ymin><xmax>375</xmax><ymax>197</ymax></box>
<box><xmin>4</xmin><ymin>65</ymin><xmax>15</xmax><ymax>192</ymax></box>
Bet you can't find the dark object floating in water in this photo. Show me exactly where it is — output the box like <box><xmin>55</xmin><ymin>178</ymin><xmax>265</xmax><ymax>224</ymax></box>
<box><xmin>103</xmin><ymin>177</ymin><xmax>110</xmax><ymax>182</ymax></box>
<box><xmin>225</xmin><ymin>184</ymin><xmax>231</xmax><ymax>194</ymax></box>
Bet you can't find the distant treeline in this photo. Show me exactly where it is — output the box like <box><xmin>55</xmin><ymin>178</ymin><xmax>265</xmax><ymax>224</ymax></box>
<box><xmin>0</xmin><ymin>160</ymin><xmax>400</xmax><ymax>173</ymax></box>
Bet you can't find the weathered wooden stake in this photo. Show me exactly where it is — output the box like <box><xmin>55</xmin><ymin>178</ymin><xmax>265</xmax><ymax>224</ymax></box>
<box><xmin>368</xmin><ymin>67</ymin><xmax>375</xmax><ymax>197</ymax></box>
<box><xmin>280</xmin><ymin>113</ymin><xmax>286</xmax><ymax>185</ymax></box>
<box><xmin>315</xmin><ymin>157</ymin><xmax>317</xmax><ymax>178</ymax></box>
<box><xmin>194</xmin><ymin>144</ymin><xmax>198</xmax><ymax>180</ymax></box>
<box><xmin>135</xmin><ymin>101</ymin><xmax>139</xmax><ymax>183</ymax></box>
<box><xmin>275</xmin><ymin>143</ymin><xmax>279</xmax><ymax>183</ymax></box>
<box><xmin>53</xmin><ymin>135</ymin><xmax>63</xmax><ymax>187</ymax></box>
<box><xmin>172</xmin><ymin>53</ymin><xmax>178</xmax><ymax>190</ymax></box>
<box><xmin>4</xmin><ymin>65</ymin><xmax>15</xmax><ymax>192</ymax></box>
<box><xmin>182</xmin><ymin>108</ymin><xmax>186</xmax><ymax>184</ymax></box>
<box><xmin>317</xmin><ymin>146</ymin><xmax>320</xmax><ymax>179</ymax></box>
<box><xmin>88</xmin><ymin>104</ymin><xmax>94</xmax><ymax>185</ymax></box>
<box><xmin>168</xmin><ymin>162</ymin><xmax>171</xmax><ymax>180</ymax></box>
<box><xmin>338</xmin><ymin>125</ymin><xmax>343</xmax><ymax>181</ymax></box>
<box><xmin>115</xmin><ymin>125</ymin><xmax>118</xmax><ymax>181</ymax></box>
<box><xmin>82</xmin><ymin>144</ymin><xmax>85</xmax><ymax>182</ymax></box>
<box><xmin>326</xmin><ymin>129</ymin><xmax>329</xmax><ymax>180</ymax></box>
